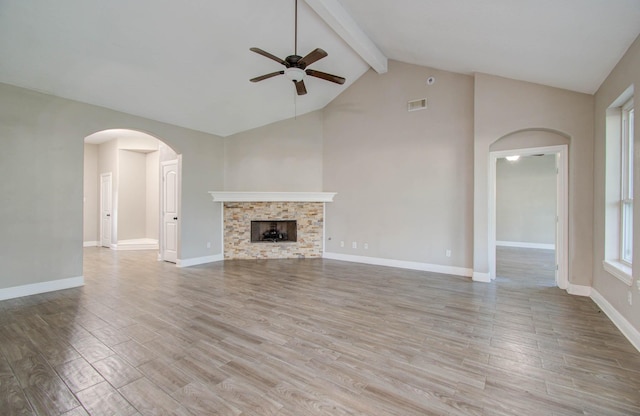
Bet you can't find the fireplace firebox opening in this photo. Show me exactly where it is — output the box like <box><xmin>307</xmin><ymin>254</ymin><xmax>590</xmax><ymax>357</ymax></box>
<box><xmin>251</xmin><ymin>220</ymin><xmax>297</xmax><ymax>243</ymax></box>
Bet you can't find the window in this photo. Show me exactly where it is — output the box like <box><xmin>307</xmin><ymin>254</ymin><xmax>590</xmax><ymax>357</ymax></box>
<box><xmin>603</xmin><ymin>87</ymin><xmax>634</xmax><ymax>285</ymax></box>
<box><xmin>621</xmin><ymin>98</ymin><xmax>634</xmax><ymax>265</ymax></box>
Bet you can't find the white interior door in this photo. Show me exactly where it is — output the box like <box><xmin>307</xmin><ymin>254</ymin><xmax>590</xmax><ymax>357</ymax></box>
<box><xmin>100</xmin><ymin>172</ymin><xmax>112</xmax><ymax>248</ymax></box>
<box><xmin>161</xmin><ymin>160</ymin><xmax>179</xmax><ymax>263</ymax></box>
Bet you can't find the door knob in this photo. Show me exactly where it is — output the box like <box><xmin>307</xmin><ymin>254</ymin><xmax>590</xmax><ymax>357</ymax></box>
<box><xmin>106</xmin><ymin>214</ymin><xmax>110</xmax><ymax>217</ymax></box>
<box><xmin>173</xmin><ymin>217</ymin><xmax>178</xmax><ymax>220</ymax></box>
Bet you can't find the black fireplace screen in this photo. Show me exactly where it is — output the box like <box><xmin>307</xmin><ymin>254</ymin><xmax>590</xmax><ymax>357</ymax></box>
<box><xmin>251</xmin><ymin>220</ymin><xmax>297</xmax><ymax>243</ymax></box>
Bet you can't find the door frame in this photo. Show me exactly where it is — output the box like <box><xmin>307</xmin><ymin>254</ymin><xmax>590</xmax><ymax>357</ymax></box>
<box><xmin>488</xmin><ymin>145</ymin><xmax>568</xmax><ymax>289</ymax></box>
<box><xmin>99</xmin><ymin>172</ymin><xmax>113</xmax><ymax>248</ymax></box>
<box><xmin>159</xmin><ymin>156</ymin><xmax>182</xmax><ymax>262</ymax></box>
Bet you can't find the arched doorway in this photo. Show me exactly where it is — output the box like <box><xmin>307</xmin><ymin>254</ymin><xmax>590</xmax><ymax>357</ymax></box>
<box><xmin>83</xmin><ymin>129</ymin><xmax>181</xmax><ymax>263</ymax></box>
<box><xmin>488</xmin><ymin>129</ymin><xmax>570</xmax><ymax>289</ymax></box>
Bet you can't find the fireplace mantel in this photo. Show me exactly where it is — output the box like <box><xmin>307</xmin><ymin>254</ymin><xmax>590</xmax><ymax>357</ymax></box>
<box><xmin>209</xmin><ymin>192</ymin><xmax>336</xmax><ymax>203</ymax></box>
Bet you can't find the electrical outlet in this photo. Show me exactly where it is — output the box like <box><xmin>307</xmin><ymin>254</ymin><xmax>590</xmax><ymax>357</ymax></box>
<box><xmin>364</xmin><ymin>243</ymin><xmax>369</xmax><ymax>250</ymax></box>
<box><xmin>446</xmin><ymin>249</ymin><xmax>451</xmax><ymax>257</ymax></box>
<box><xmin>628</xmin><ymin>291</ymin><xmax>633</xmax><ymax>306</ymax></box>
<box><xmin>352</xmin><ymin>242</ymin><xmax>357</xmax><ymax>249</ymax></box>
<box><xmin>340</xmin><ymin>241</ymin><xmax>344</xmax><ymax>248</ymax></box>
<box><xmin>206</xmin><ymin>242</ymin><xmax>211</xmax><ymax>249</ymax></box>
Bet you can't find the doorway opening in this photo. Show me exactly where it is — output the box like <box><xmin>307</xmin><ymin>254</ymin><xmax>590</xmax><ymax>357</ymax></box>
<box><xmin>83</xmin><ymin>129</ymin><xmax>181</xmax><ymax>263</ymax></box>
<box><xmin>489</xmin><ymin>145</ymin><xmax>568</xmax><ymax>289</ymax></box>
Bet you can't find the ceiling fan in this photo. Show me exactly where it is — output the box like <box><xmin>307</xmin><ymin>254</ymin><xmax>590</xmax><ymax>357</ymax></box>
<box><xmin>249</xmin><ymin>0</ymin><xmax>346</xmax><ymax>95</ymax></box>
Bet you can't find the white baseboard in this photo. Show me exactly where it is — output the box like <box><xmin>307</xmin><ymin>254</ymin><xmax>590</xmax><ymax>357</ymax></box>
<box><xmin>322</xmin><ymin>252</ymin><xmax>473</xmax><ymax>278</ymax></box>
<box><xmin>496</xmin><ymin>241</ymin><xmax>555</xmax><ymax>250</ymax></box>
<box><xmin>112</xmin><ymin>244</ymin><xmax>159</xmax><ymax>251</ymax></box>
<box><xmin>177</xmin><ymin>254</ymin><xmax>224</xmax><ymax>268</ymax></box>
<box><xmin>112</xmin><ymin>239</ymin><xmax>159</xmax><ymax>251</ymax></box>
<box><xmin>0</xmin><ymin>276</ymin><xmax>84</xmax><ymax>301</ymax></box>
<box><xmin>591</xmin><ymin>289</ymin><xmax>640</xmax><ymax>352</ymax></box>
<box><xmin>472</xmin><ymin>272</ymin><xmax>492</xmax><ymax>283</ymax></box>
<box><xmin>567</xmin><ymin>284</ymin><xmax>592</xmax><ymax>297</ymax></box>
<box><xmin>83</xmin><ymin>241</ymin><xmax>99</xmax><ymax>247</ymax></box>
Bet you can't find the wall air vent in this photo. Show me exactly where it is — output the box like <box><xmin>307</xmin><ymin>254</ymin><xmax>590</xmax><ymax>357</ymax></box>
<box><xmin>407</xmin><ymin>98</ymin><xmax>427</xmax><ymax>112</ymax></box>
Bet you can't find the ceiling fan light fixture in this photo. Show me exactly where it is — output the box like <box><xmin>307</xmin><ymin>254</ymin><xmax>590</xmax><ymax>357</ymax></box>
<box><xmin>285</xmin><ymin>67</ymin><xmax>305</xmax><ymax>82</ymax></box>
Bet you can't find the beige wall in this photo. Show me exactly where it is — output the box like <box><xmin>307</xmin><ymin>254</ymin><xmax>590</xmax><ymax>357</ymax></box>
<box><xmin>224</xmin><ymin>111</ymin><xmax>324</xmax><ymax>192</ymax></box>
<box><xmin>323</xmin><ymin>60</ymin><xmax>474</xmax><ymax>268</ymax></box>
<box><xmin>0</xmin><ymin>82</ymin><xmax>224</xmax><ymax>291</ymax></box>
<box><xmin>118</xmin><ymin>149</ymin><xmax>147</xmax><ymax>240</ymax></box>
<box><xmin>473</xmin><ymin>73</ymin><xmax>594</xmax><ymax>285</ymax></box>
<box><xmin>496</xmin><ymin>155</ymin><xmax>557</xmax><ymax>245</ymax></box>
<box><xmin>83</xmin><ymin>143</ymin><xmax>99</xmax><ymax>244</ymax></box>
<box><xmin>594</xmin><ymin>34</ymin><xmax>640</xmax><ymax>330</ymax></box>
<box><xmin>146</xmin><ymin>150</ymin><xmax>160</xmax><ymax>240</ymax></box>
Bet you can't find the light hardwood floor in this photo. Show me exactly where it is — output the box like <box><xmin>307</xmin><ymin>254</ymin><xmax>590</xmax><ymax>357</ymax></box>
<box><xmin>1</xmin><ymin>248</ymin><xmax>639</xmax><ymax>415</ymax></box>
<box><xmin>496</xmin><ymin>246</ymin><xmax>556</xmax><ymax>284</ymax></box>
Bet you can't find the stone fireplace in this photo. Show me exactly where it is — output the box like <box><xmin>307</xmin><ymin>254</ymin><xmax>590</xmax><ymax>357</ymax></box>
<box><xmin>209</xmin><ymin>192</ymin><xmax>336</xmax><ymax>260</ymax></box>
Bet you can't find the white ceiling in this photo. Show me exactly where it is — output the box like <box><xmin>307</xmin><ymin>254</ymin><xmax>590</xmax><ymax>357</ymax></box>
<box><xmin>1</xmin><ymin>0</ymin><xmax>639</xmax><ymax>137</ymax></box>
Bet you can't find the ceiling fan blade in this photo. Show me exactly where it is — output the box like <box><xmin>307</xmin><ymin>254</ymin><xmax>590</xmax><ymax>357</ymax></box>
<box><xmin>250</xmin><ymin>47</ymin><xmax>288</xmax><ymax>67</ymax></box>
<box><xmin>294</xmin><ymin>80</ymin><xmax>307</xmax><ymax>95</ymax></box>
<box><xmin>298</xmin><ymin>48</ymin><xmax>328</xmax><ymax>67</ymax></box>
<box><xmin>306</xmin><ymin>69</ymin><xmax>346</xmax><ymax>85</ymax></box>
<box><xmin>250</xmin><ymin>71</ymin><xmax>285</xmax><ymax>82</ymax></box>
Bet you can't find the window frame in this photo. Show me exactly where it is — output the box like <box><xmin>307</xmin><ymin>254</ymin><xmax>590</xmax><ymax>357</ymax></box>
<box><xmin>620</xmin><ymin>98</ymin><xmax>634</xmax><ymax>266</ymax></box>
<box><xmin>603</xmin><ymin>88</ymin><xmax>634</xmax><ymax>286</ymax></box>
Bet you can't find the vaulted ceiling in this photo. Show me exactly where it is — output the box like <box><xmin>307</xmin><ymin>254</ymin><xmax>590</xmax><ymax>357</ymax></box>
<box><xmin>1</xmin><ymin>0</ymin><xmax>639</xmax><ymax>137</ymax></box>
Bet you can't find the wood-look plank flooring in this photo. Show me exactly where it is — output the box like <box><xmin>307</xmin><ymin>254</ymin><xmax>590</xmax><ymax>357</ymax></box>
<box><xmin>496</xmin><ymin>246</ymin><xmax>556</xmax><ymax>284</ymax></box>
<box><xmin>1</xmin><ymin>248</ymin><xmax>639</xmax><ymax>415</ymax></box>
